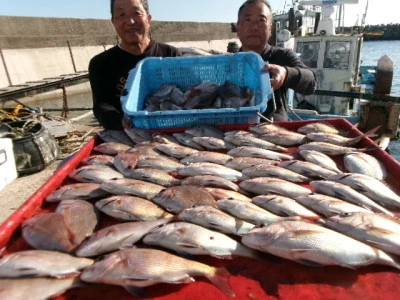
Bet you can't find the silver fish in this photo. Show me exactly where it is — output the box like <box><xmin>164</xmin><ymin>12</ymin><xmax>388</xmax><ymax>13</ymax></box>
<box><xmin>326</xmin><ymin>212</ymin><xmax>400</xmax><ymax>256</ymax></box>
<box><xmin>81</xmin><ymin>154</ymin><xmax>115</xmax><ymax>167</ymax></box>
<box><xmin>172</xmin><ymin>132</ymin><xmax>206</xmax><ymax>150</ymax></box>
<box><xmin>252</xmin><ymin>195</ymin><xmax>323</xmax><ymax>222</ymax></box>
<box><xmin>45</xmin><ymin>183</ymin><xmax>109</xmax><ymax>202</ymax></box>
<box><xmin>97</xmin><ymin>130</ymin><xmax>135</xmax><ymax>147</ymax></box>
<box><xmin>296</xmin><ymin>193</ymin><xmax>373</xmax><ymax>218</ymax></box>
<box><xmin>80</xmin><ymin>248</ymin><xmax>235</xmax><ymax>297</ymax></box>
<box><xmin>55</xmin><ymin>199</ymin><xmax>99</xmax><ymax>246</ymax></box>
<box><xmin>343</xmin><ymin>152</ymin><xmax>387</xmax><ymax>180</ymax></box>
<box><xmin>241</xmin><ymin>219</ymin><xmax>400</xmax><ymax>270</ymax></box>
<box><xmin>259</xmin><ymin>130</ymin><xmax>307</xmax><ymax>146</ymax></box>
<box><xmin>297</xmin><ymin>122</ymin><xmax>341</xmax><ymax>135</ymax></box>
<box><xmin>75</xmin><ymin>218</ymin><xmax>173</xmax><ymax>257</ymax></box>
<box><xmin>124</xmin><ymin>127</ymin><xmax>153</xmax><ymax>144</ymax></box>
<box><xmin>299</xmin><ymin>150</ymin><xmax>342</xmax><ymax>174</ymax></box>
<box><xmin>156</xmin><ymin>142</ymin><xmax>199</xmax><ymax>159</ymax></box>
<box><xmin>152</xmin><ymin>132</ymin><xmax>180</xmax><ymax>144</ymax></box>
<box><xmin>224</xmin><ymin>156</ymin><xmax>278</xmax><ymax>171</ymax></box>
<box><xmin>177</xmin><ymin>206</ymin><xmax>255</xmax><ymax>235</ymax></box>
<box><xmin>95</xmin><ymin>195</ymin><xmax>173</xmax><ymax>221</ymax></box>
<box><xmin>0</xmin><ymin>250</ymin><xmax>93</xmax><ymax>278</ymax></box>
<box><xmin>0</xmin><ymin>277</ymin><xmax>82</xmax><ymax>300</ymax></box>
<box><xmin>143</xmin><ymin>222</ymin><xmax>263</xmax><ymax>260</ymax></box>
<box><xmin>180</xmin><ymin>151</ymin><xmax>233</xmax><ymax>165</ymax></box>
<box><xmin>248</xmin><ymin>123</ymin><xmax>288</xmax><ymax>135</ymax></box>
<box><xmin>68</xmin><ymin>165</ymin><xmax>123</xmax><ymax>183</ymax></box>
<box><xmin>192</xmin><ymin>136</ymin><xmax>235</xmax><ymax>151</ymax></box>
<box><xmin>126</xmin><ymin>142</ymin><xmax>161</xmax><ymax>156</ymax></box>
<box><xmin>242</xmin><ymin>164</ymin><xmax>310</xmax><ymax>183</ymax></box>
<box><xmin>137</xmin><ymin>155</ymin><xmax>184</xmax><ymax>172</ymax></box>
<box><xmin>327</xmin><ymin>173</ymin><xmax>400</xmax><ymax>210</ymax></box>
<box><xmin>217</xmin><ymin>199</ymin><xmax>284</xmax><ymax>225</ymax></box>
<box><xmin>224</xmin><ymin>133</ymin><xmax>288</xmax><ymax>152</ymax></box>
<box><xmin>310</xmin><ymin>180</ymin><xmax>393</xmax><ymax>216</ymax></box>
<box><xmin>184</xmin><ymin>124</ymin><xmax>225</xmax><ymax>139</ymax></box>
<box><xmin>21</xmin><ymin>213</ymin><xmax>76</xmax><ymax>253</ymax></box>
<box><xmin>204</xmin><ymin>187</ymin><xmax>253</xmax><ymax>202</ymax></box>
<box><xmin>124</xmin><ymin>167</ymin><xmax>181</xmax><ymax>187</ymax></box>
<box><xmin>227</xmin><ymin>146</ymin><xmax>293</xmax><ymax>161</ymax></box>
<box><xmin>178</xmin><ymin>162</ymin><xmax>247</xmax><ymax>181</ymax></box>
<box><xmin>100</xmin><ymin>178</ymin><xmax>165</xmax><ymax>199</ymax></box>
<box><xmin>305</xmin><ymin>132</ymin><xmax>366</xmax><ymax>147</ymax></box>
<box><xmin>239</xmin><ymin>177</ymin><xmax>312</xmax><ymax>198</ymax></box>
<box><xmin>181</xmin><ymin>175</ymin><xmax>240</xmax><ymax>191</ymax></box>
<box><xmin>93</xmin><ymin>142</ymin><xmax>131</xmax><ymax>155</ymax></box>
<box><xmin>278</xmin><ymin>160</ymin><xmax>338</xmax><ymax>179</ymax></box>
<box><xmin>298</xmin><ymin>142</ymin><xmax>366</xmax><ymax>156</ymax></box>
<box><xmin>112</xmin><ymin>152</ymin><xmax>139</xmax><ymax>177</ymax></box>
<box><xmin>152</xmin><ymin>185</ymin><xmax>217</xmax><ymax>214</ymax></box>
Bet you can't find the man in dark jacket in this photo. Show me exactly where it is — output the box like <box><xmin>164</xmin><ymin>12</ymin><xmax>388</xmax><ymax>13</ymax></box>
<box><xmin>237</xmin><ymin>0</ymin><xmax>316</xmax><ymax>121</ymax></box>
<box><xmin>89</xmin><ymin>0</ymin><xmax>181</xmax><ymax>130</ymax></box>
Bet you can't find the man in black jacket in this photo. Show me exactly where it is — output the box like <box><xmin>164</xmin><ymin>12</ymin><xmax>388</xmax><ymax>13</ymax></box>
<box><xmin>89</xmin><ymin>0</ymin><xmax>181</xmax><ymax>130</ymax></box>
<box><xmin>237</xmin><ymin>0</ymin><xmax>316</xmax><ymax>121</ymax></box>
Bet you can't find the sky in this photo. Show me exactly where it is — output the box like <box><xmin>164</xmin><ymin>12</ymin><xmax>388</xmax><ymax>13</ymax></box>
<box><xmin>1</xmin><ymin>0</ymin><xmax>396</xmax><ymax>26</ymax></box>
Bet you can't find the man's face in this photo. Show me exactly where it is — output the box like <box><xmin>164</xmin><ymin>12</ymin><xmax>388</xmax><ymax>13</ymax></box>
<box><xmin>111</xmin><ymin>0</ymin><xmax>151</xmax><ymax>46</ymax></box>
<box><xmin>237</xmin><ymin>2</ymin><xmax>272</xmax><ymax>53</ymax></box>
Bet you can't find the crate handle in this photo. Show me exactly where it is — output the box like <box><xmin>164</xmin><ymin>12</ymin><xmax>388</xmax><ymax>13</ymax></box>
<box><xmin>0</xmin><ymin>149</ymin><xmax>7</xmax><ymax>166</ymax></box>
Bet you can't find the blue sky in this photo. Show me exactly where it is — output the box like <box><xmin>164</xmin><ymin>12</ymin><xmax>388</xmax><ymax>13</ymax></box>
<box><xmin>1</xmin><ymin>0</ymin><xmax>395</xmax><ymax>25</ymax></box>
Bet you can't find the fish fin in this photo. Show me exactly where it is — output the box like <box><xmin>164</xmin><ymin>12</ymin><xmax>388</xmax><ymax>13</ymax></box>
<box><xmin>123</xmin><ymin>285</ymin><xmax>149</xmax><ymax>299</ymax></box>
<box><xmin>205</xmin><ymin>266</ymin><xmax>236</xmax><ymax>297</ymax></box>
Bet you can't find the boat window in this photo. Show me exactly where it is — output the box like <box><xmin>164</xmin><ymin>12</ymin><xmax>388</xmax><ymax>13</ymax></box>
<box><xmin>296</xmin><ymin>41</ymin><xmax>319</xmax><ymax>68</ymax></box>
<box><xmin>323</xmin><ymin>41</ymin><xmax>351</xmax><ymax>70</ymax></box>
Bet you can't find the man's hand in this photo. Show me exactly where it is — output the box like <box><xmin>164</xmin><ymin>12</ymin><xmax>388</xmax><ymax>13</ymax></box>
<box><xmin>262</xmin><ymin>64</ymin><xmax>287</xmax><ymax>90</ymax></box>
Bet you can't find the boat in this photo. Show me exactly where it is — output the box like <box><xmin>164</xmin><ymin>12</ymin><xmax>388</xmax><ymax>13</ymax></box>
<box><xmin>273</xmin><ymin>0</ymin><xmax>400</xmax><ymax>139</ymax></box>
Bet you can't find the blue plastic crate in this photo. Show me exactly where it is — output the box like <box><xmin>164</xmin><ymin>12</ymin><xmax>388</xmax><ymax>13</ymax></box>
<box><xmin>121</xmin><ymin>52</ymin><xmax>272</xmax><ymax>129</ymax></box>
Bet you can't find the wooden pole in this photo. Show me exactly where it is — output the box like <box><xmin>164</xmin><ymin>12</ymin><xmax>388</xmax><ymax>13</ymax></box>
<box><xmin>374</xmin><ymin>55</ymin><xmax>393</xmax><ymax>95</ymax></box>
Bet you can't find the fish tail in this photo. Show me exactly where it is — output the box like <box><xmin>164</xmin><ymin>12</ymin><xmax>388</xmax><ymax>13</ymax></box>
<box><xmin>206</xmin><ymin>266</ymin><xmax>236</xmax><ymax>297</ymax></box>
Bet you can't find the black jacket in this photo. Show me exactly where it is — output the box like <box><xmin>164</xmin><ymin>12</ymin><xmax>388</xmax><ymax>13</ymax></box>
<box><xmin>245</xmin><ymin>45</ymin><xmax>317</xmax><ymax>121</ymax></box>
<box><xmin>89</xmin><ymin>41</ymin><xmax>181</xmax><ymax>130</ymax></box>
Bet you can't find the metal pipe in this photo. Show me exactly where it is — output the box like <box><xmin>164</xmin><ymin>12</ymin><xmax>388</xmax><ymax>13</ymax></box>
<box><xmin>67</xmin><ymin>41</ymin><xmax>77</xmax><ymax>73</ymax></box>
<box><xmin>0</xmin><ymin>48</ymin><xmax>12</xmax><ymax>86</ymax></box>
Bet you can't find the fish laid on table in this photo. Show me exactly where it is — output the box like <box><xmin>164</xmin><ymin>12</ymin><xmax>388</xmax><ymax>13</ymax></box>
<box><xmin>137</xmin><ymin>155</ymin><xmax>184</xmax><ymax>172</ymax></box>
<box><xmin>155</xmin><ymin>142</ymin><xmax>199</xmax><ymax>159</ymax></box>
<box><xmin>227</xmin><ymin>146</ymin><xmax>293</xmax><ymax>161</ymax></box>
<box><xmin>305</xmin><ymin>130</ymin><xmax>373</xmax><ymax>147</ymax></box>
<box><xmin>252</xmin><ymin>195</ymin><xmax>323</xmax><ymax>222</ymax></box>
<box><xmin>327</xmin><ymin>173</ymin><xmax>400</xmax><ymax>210</ymax></box>
<box><xmin>81</xmin><ymin>154</ymin><xmax>115</xmax><ymax>167</ymax></box>
<box><xmin>239</xmin><ymin>177</ymin><xmax>312</xmax><ymax>198</ymax></box>
<box><xmin>298</xmin><ymin>142</ymin><xmax>368</xmax><ymax>156</ymax></box>
<box><xmin>184</xmin><ymin>124</ymin><xmax>225</xmax><ymax>140</ymax></box>
<box><xmin>0</xmin><ymin>277</ymin><xmax>83</xmax><ymax>300</ymax></box>
<box><xmin>123</xmin><ymin>167</ymin><xmax>181</xmax><ymax>187</ymax></box>
<box><xmin>204</xmin><ymin>187</ymin><xmax>253</xmax><ymax>202</ymax></box>
<box><xmin>310</xmin><ymin>180</ymin><xmax>394</xmax><ymax>216</ymax></box>
<box><xmin>178</xmin><ymin>162</ymin><xmax>247</xmax><ymax>181</ymax></box>
<box><xmin>297</xmin><ymin>122</ymin><xmax>342</xmax><ymax>135</ymax></box>
<box><xmin>152</xmin><ymin>132</ymin><xmax>180</xmax><ymax>144</ymax></box>
<box><xmin>75</xmin><ymin>218</ymin><xmax>173</xmax><ymax>257</ymax></box>
<box><xmin>242</xmin><ymin>164</ymin><xmax>310</xmax><ymax>183</ymax></box>
<box><xmin>296</xmin><ymin>193</ymin><xmax>374</xmax><ymax>218</ymax></box>
<box><xmin>143</xmin><ymin>222</ymin><xmax>264</xmax><ymax>261</ymax></box>
<box><xmin>126</xmin><ymin>142</ymin><xmax>161</xmax><ymax>156</ymax></box>
<box><xmin>93</xmin><ymin>142</ymin><xmax>131</xmax><ymax>155</ymax></box>
<box><xmin>0</xmin><ymin>250</ymin><xmax>93</xmax><ymax>278</ymax></box>
<box><xmin>224</xmin><ymin>156</ymin><xmax>278</xmax><ymax>171</ymax></box>
<box><xmin>21</xmin><ymin>213</ymin><xmax>76</xmax><ymax>253</ymax></box>
<box><xmin>80</xmin><ymin>248</ymin><xmax>235</xmax><ymax>297</ymax></box>
<box><xmin>259</xmin><ymin>130</ymin><xmax>307</xmax><ymax>146</ymax></box>
<box><xmin>241</xmin><ymin>219</ymin><xmax>400</xmax><ymax>270</ymax></box>
<box><xmin>299</xmin><ymin>150</ymin><xmax>342</xmax><ymax>174</ymax></box>
<box><xmin>343</xmin><ymin>152</ymin><xmax>388</xmax><ymax>180</ymax></box>
<box><xmin>326</xmin><ymin>212</ymin><xmax>400</xmax><ymax>256</ymax></box>
<box><xmin>192</xmin><ymin>136</ymin><xmax>236</xmax><ymax>151</ymax></box>
<box><xmin>152</xmin><ymin>185</ymin><xmax>217</xmax><ymax>214</ymax></box>
<box><xmin>180</xmin><ymin>151</ymin><xmax>233</xmax><ymax>165</ymax></box>
<box><xmin>248</xmin><ymin>123</ymin><xmax>288</xmax><ymax>135</ymax></box>
<box><xmin>112</xmin><ymin>152</ymin><xmax>139</xmax><ymax>176</ymax></box>
<box><xmin>124</xmin><ymin>127</ymin><xmax>153</xmax><ymax>144</ymax></box>
<box><xmin>100</xmin><ymin>178</ymin><xmax>165</xmax><ymax>199</ymax></box>
<box><xmin>55</xmin><ymin>199</ymin><xmax>99</xmax><ymax>246</ymax></box>
<box><xmin>224</xmin><ymin>132</ymin><xmax>288</xmax><ymax>152</ymax></box>
<box><xmin>181</xmin><ymin>175</ymin><xmax>240</xmax><ymax>191</ymax></box>
<box><xmin>177</xmin><ymin>205</ymin><xmax>255</xmax><ymax>235</ymax></box>
<box><xmin>95</xmin><ymin>195</ymin><xmax>173</xmax><ymax>221</ymax></box>
<box><xmin>172</xmin><ymin>132</ymin><xmax>206</xmax><ymax>150</ymax></box>
<box><xmin>45</xmin><ymin>183</ymin><xmax>109</xmax><ymax>202</ymax></box>
<box><xmin>68</xmin><ymin>165</ymin><xmax>123</xmax><ymax>184</ymax></box>
<box><xmin>217</xmin><ymin>198</ymin><xmax>284</xmax><ymax>225</ymax></box>
<box><xmin>278</xmin><ymin>160</ymin><xmax>338</xmax><ymax>179</ymax></box>
<box><xmin>97</xmin><ymin>130</ymin><xmax>135</xmax><ymax>147</ymax></box>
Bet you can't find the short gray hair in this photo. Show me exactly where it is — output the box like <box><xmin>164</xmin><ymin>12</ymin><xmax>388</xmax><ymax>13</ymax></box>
<box><xmin>110</xmin><ymin>0</ymin><xmax>150</xmax><ymax>18</ymax></box>
<box><xmin>238</xmin><ymin>0</ymin><xmax>272</xmax><ymax>21</ymax></box>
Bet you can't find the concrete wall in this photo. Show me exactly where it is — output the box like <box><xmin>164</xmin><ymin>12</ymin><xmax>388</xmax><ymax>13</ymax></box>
<box><xmin>0</xmin><ymin>16</ymin><xmax>239</xmax><ymax>88</ymax></box>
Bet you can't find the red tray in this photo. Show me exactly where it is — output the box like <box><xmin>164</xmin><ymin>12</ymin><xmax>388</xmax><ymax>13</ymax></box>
<box><xmin>1</xmin><ymin>118</ymin><xmax>400</xmax><ymax>300</ymax></box>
